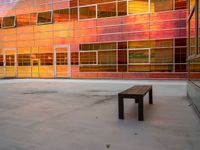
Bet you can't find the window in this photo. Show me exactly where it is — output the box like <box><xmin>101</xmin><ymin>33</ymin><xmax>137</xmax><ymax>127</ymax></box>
<box><xmin>128</xmin><ymin>0</ymin><xmax>149</xmax><ymax>14</ymax></box>
<box><xmin>39</xmin><ymin>53</ymin><xmax>53</xmax><ymax>65</ymax></box>
<box><xmin>151</xmin><ymin>48</ymin><xmax>173</xmax><ymax>63</ymax></box>
<box><xmin>5</xmin><ymin>55</ymin><xmax>15</xmax><ymax>66</ymax></box>
<box><xmin>18</xmin><ymin>54</ymin><xmax>31</xmax><ymax>66</ymax></box>
<box><xmin>0</xmin><ymin>55</ymin><xmax>3</xmax><ymax>66</ymax></box>
<box><xmin>54</xmin><ymin>9</ymin><xmax>69</xmax><ymax>23</ymax></box>
<box><xmin>2</xmin><ymin>16</ymin><xmax>16</xmax><ymax>28</ymax></box>
<box><xmin>150</xmin><ymin>0</ymin><xmax>173</xmax><ymax>12</ymax></box>
<box><xmin>129</xmin><ymin>49</ymin><xmax>150</xmax><ymax>64</ymax></box>
<box><xmin>98</xmin><ymin>51</ymin><xmax>116</xmax><ymax>64</ymax></box>
<box><xmin>97</xmin><ymin>2</ymin><xmax>116</xmax><ymax>18</ymax></box>
<box><xmin>37</xmin><ymin>11</ymin><xmax>53</xmax><ymax>24</ymax></box>
<box><xmin>56</xmin><ymin>53</ymin><xmax>68</xmax><ymax>65</ymax></box>
<box><xmin>80</xmin><ymin>52</ymin><xmax>96</xmax><ymax>64</ymax></box>
<box><xmin>79</xmin><ymin>5</ymin><xmax>96</xmax><ymax>20</ymax></box>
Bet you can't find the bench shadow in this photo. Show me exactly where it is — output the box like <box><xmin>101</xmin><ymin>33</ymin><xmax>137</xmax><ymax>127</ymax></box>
<box><xmin>123</xmin><ymin>97</ymin><xmax>155</xmax><ymax>121</ymax></box>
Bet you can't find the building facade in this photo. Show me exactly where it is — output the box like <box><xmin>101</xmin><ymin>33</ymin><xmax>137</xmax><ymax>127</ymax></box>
<box><xmin>0</xmin><ymin>0</ymin><xmax>195</xmax><ymax>79</ymax></box>
<box><xmin>187</xmin><ymin>0</ymin><xmax>200</xmax><ymax>114</ymax></box>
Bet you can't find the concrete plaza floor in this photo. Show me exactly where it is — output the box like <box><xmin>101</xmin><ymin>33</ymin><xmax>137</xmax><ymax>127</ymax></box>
<box><xmin>0</xmin><ymin>79</ymin><xmax>199</xmax><ymax>150</ymax></box>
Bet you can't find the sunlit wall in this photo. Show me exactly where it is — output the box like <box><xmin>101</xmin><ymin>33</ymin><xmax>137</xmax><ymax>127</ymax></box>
<box><xmin>0</xmin><ymin>0</ymin><xmax>195</xmax><ymax>79</ymax></box>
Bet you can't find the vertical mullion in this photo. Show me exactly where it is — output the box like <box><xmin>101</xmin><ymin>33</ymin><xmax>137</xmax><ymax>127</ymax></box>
<box><xmin>196</xmin><ymin>0</ymin><xmax>199</xmax><ymax>54</ymax></box>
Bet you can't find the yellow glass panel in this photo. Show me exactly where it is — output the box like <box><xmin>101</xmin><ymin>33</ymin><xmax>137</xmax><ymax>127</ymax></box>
<box><xmin>129</xmin><ymin>0</ymin><xmax>149</xmax><ymax>14</ymax></box>
<box><xmin>17</xmin><ymin>66</ymin><xmax>31</xmax><ymax>78</ymax></box>
<box><xmin>32</xmin><ymin>47</ymin><xmax>39</xmax><ymax>53</ymax></box>
<box><xmin>39</xmin><ymin>66</ymin><xmax>54</xmax><ymax>78</ymax></box>
<box><xmin>0</xmin><ymin>67</ymin><xmax>4</xmax><ymax>78</ymax></box>
<box><xmin>18</xmin><ymin>47</ymin><xmax>31</xmax><ymax>54</ymax></box>
<box><xmin>6</xmin><ymin>66</ymin><xmax>15</xmax><ymax>77</ymax></box>
<box><xmin>32</xmin><ymin>66</ymin><xmax>39</xmax><ymax>78</ymax></box>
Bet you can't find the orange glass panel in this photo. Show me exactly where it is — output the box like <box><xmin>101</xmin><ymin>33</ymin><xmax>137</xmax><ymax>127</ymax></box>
<box><xmin>70</xmin><ymin>7</ymin><xmax>78</xmax><ymax>21</ymax></box>
<box><xmin>54</xmin><ymin>8</ymin><xmax>69</xmax><ymax>22</ymax></box>
<box><xmin>150</xmin><ymin>0</ymin><xmax>173</xmax><ymax>12</ymax></box>
<box><xmin>56</xmin><ymin>66</ymin><xmax>68</xmax><ymax>77</ymax></box>
<box><xmin>17</xmin><ymin>14</ymin><xmax>31</xmax><ymax>27</ymax></box>
<box><xmin>128</xmin><ymin>65</ymin><xmax>150</xmax><ymax>72</ymax></box>
<box><xmin>79</xmin><ymin>5</ymin><xmax>96</xmax><ymax>19</ymax></box>
<box><xmin>175</xmin><ymin>0</ymin><xmax>187</xmax><ymax>10</ymax></box>
<box><xmin>98</xmin><ymin>2</ymin><xmax>116</xmax><ymax>18</ymax></box>
<box><xmin>34</xmin><ymin>32</ymin><xmax>53</xmax><ymax>39</ymax></box>
<box><xmin>118</xmin><ymin>1</ymin><xmax>127</xmax><ymax>16</ymax></box>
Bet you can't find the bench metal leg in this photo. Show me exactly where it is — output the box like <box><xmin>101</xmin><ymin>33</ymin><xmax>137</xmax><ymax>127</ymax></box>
<box><xmin>138</xmin><ymin>98</ymin><xmax>144</xmax><ymax>121</ymax></box>
<box><xmin>149</xmin><ymin>89</ymin><xmax>153</xmax><ymax>104</ymax></box>
<box><xmin>118</xmin><ymin>95</ymin><xmax>124</xmax><ymax>119</ymax></box>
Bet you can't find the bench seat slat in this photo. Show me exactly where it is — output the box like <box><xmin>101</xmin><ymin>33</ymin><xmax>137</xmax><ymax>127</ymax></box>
<box><xmin>119</xmin><ymin>85</ymin><xmax>152</xmax><ymax>96</ymax></box>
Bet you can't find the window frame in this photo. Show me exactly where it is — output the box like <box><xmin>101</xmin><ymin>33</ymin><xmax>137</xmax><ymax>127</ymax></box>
<box><xmin>78</xmin><ymin>4</ymin><xmax>97</xmax><ymax>21</ymax></box>
<box><xmin>1</xmin><ymin>15</ymin><xmax>16</xmax><ymax>29</ymax></box>
<box><xmin>37</xmin><ymin>10</ymin><xmax>53</xmax><ymax>25</ymax></box>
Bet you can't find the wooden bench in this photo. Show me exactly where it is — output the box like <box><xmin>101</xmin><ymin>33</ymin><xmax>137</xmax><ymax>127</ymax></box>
<box><xmin>118</xmin><ymin>85</ymin><xmax>153</xmax><ymax>121</ymax></box>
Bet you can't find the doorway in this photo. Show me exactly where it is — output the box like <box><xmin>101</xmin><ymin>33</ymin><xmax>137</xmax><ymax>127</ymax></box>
<box><xmin>54</xmin><ymin>45</ymin><xmax>71</xmax><ymax>78</ymax></box>
<box><xmin>3</xmin><ymin>49</ymin><xmax>17</xmax><ymax>78</ymax></box>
